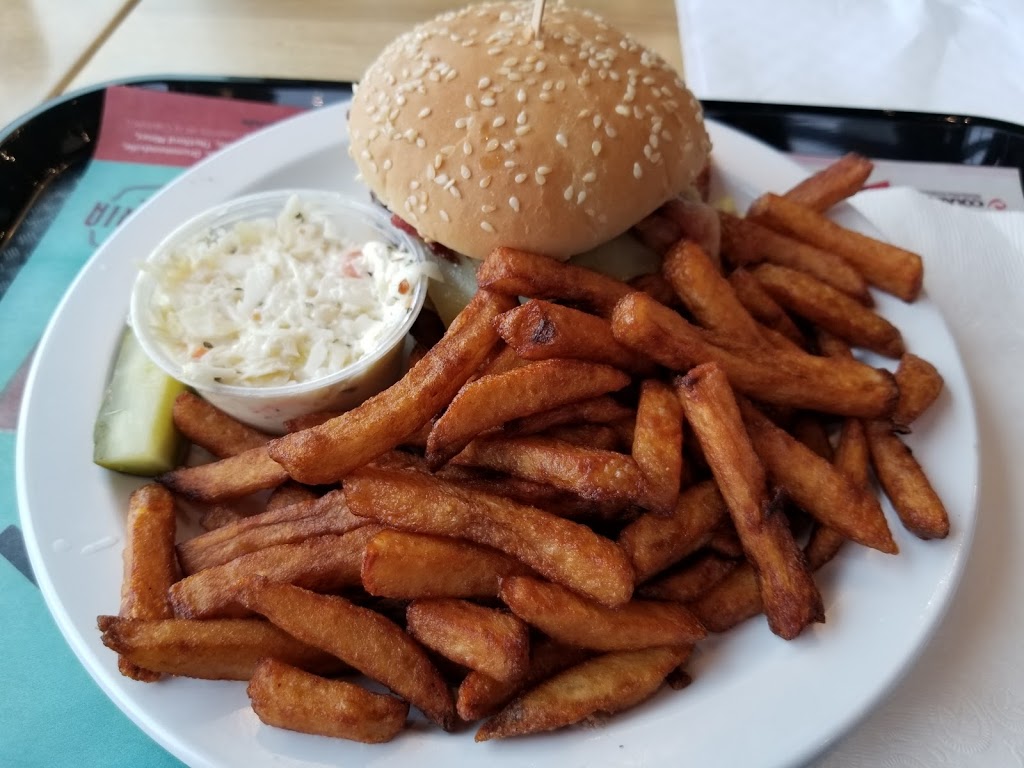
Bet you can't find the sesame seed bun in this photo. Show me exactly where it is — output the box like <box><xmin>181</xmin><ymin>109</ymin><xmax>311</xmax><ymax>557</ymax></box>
<box><xmin>348</xmin><ymin>1</ymin><xmax>711</xmax><ymax>261</ymax></box>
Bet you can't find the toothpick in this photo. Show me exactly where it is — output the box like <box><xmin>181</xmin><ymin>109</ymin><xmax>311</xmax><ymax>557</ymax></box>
<box><xmin>530</xmin><ymin>0</ymin><xmax>547</xmax><ymax>40</ymax></box>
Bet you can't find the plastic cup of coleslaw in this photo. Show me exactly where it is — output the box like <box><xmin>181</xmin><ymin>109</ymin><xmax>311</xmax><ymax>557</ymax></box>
<box><xmin>130</xmin><ymin>189</ymin><xmax>430</xmax><ymax>434</ymax></box>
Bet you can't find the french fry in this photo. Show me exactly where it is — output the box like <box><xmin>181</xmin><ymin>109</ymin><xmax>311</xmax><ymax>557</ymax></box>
<box><xmin>893</xmin><ymin>353</ymin><xmax>944</xmax><ymax>428</ymax></box>
<box><xmin>457</xmin><ymin>638</ymin><xmax>591</xmax><ymax>722</ymax></box>
<box><xmin>789</xmin><ymin>412</ymin><xmax>834</xmax><ymax>460</ymax></box>
<box><xmin>612</xmin><ymin>291</ymin><xmax>898</xmax><ymax>418</ymax></box>
<box><xmin>719</xmin><ymin>212</ymin><xmax>871</xmax><ymax>303</ymax></box>
<box><xmin>476</xmin><ymin>646</ymin><xmax>690</xmax><ymax>741</ymax></box>
<box><xmin>494</xmin><ymin>300</ymin><xmax>654</xmax><ymax>373</ymax></box>
<box><xmin>234</xmin><ymin>578</ymin><xmax>456</xmax><ymax>730</ymax></box>
<box><xmin>198</xmin><ymin>504</ymin><xmax>246</xmax><ymax>532</ymax></box>
<box><xmin>677</xmin><ymin>363</ymin><xmax>823</xmax><ymax>639</ymax></box>
<box><xmin>618</xmin><ymin>480</ymin><xmax>727</xmax><ymax>582</ymax></box>
<box><xmin>748</xmin><ymin>193</ymin><xmax>923</xmax><ymax>301</ymax></box>
<box><xmin>343</xmin><ymin>466</ymin><xmax>635</xmax><ymax>607</ymax></box>
<box><xmin>97</xmin><ymin>616</ymin><xmax>342</xmax><ymax>680</ymax></box>
<box><xmin>284</xmin><ymin>410</ymin><xmax>343</xmax><ymax>432</ymax></box>
<box><xmin>508</xmin><ymin>395</ymin><xmax>633</xmax><ymax>436</ymax></box>
<box><xmin>752</xmin><ymin>263</ymin><xmax>905</xmax><ymax>357</ymax></box>
<box><xmin>804</xmin><ymin>418</ymin><xmax>870</xmax><ymax>570</ymax></box>
<box><xmin>781</xmin><ymin>152</ymin><xmax>874</xmax><ymax>212</ymax></box>
<box><xmin>629</xmin><ymin>272</ymin><xmax>679</xmax><ymax>307</ymax></box>
<box><xmin>632</xmin><ymin>211</ymin><xmax>681</xmax><ymax>255</ymax></box>
<box><xmin>425</xmin><ymin>359</ymin><xmax>630</xmax><ymax>468</ymax></box>
<box><xmin>172</xmin><ymin>391</ymin><xmax>269</xmax><ymax>458</ymax></box>
<box><xmin>637</xmin><ymin>552</ymin><xmax>738</xmax><ymax>603</ymax></box>
<box><xmin>706</xmin><ymin>524</ymin><xmax>744</xmax><ymax>559</ymax></box>
<box><xmin>865</xmin><ymin>421</ymin><xmax>950</xmax><ymax>539</ymax></box>
<box><xmin>661</xmin><ymin>197</ymin><xmax>722</xmax><ymax>263</ymax></box>
<box><xmin>452</xmin><ymin>435</ymin><xmax>649</xmax><ymax>510</ymax></box>
<box><xmin>686</xmin><ymin>562</ymin><xmax>763</xmax><ymax>633</ymax></box>
<box><xmin>727</xmin><ymin>268</ymin><xmax>805</xmax><ymax>346</ymax></box>
<box><xmin>542</xmin><ymin>423</ymin><xmax>623</xmax><ymax>452</ymax></box>
<box><xmin>739</xmin><ymin>400</ymin><xmax>898</xmax><ymax>554</ymax></box>
<box><xmin>176</xmin><ymin>490</ymin><xmax>365</xmax><ymax>574</ymax></box>
<box><xmin>476</xmin><ymin>246</ymin><xmax>633</xmax><ymax>317</ymax></box>
<box><xmin>407</xmin><ymin>598</ymin><xmax>530</xmax><ymax>682</ymax></box>
<box><xmin>476</xmin><ymin>343</ymin><xmax>527</xmax><ymax>378</ymax></box>
<box><xmin>117</xmin><ymin>483</ymin><xmax>179</xmax><ymax>681</ymax></box>
<box><xmin>158</xmin><ymin>445</ymin><xmax>288</xmax><ymax>503</ymax></box>
<box><xmin>248</xmin><ymin>658</ymin><xmax>408</xmax><ymax>743</ymax></box>
<box><xmin>265</xmin><ymin>482</ymin><xmax>318</xmax><ymax>512</ymax></box>
<box><xmin>169</xmin><ymin>527</ymin><xmax>379</xmax><ymax>619</ymax></box>
<box><xmin>361</xmin><ymin>530</ymin><xmax>535</xmax><ymax>599</ymax></box>
<box><xmin>631</xmin><ymin>379</ymin><xmax>684</xmax><ymax>515</ymax></box>
<box><xmin>500</xmin><ymin>576</ymin><xmax>706</xmax><ymax>651</ymax></box>
<box><xmin>268</xmin><ymin>289</ymin><xmax>516</xmax><ymax>485</ymax></box>
<box><xmin>662</xmin><ymin>239</ymin><xmax>764</xmax><ymax>344</ymax></box>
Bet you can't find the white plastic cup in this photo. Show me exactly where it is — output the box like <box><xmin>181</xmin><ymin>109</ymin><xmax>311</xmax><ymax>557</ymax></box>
<box><xmin>130</xmin><ymin>190</ymin><xmax>428</xmax><ymax>434</ymax></box>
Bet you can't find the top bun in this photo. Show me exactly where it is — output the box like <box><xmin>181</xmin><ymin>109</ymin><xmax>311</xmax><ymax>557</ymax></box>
<box><xmin>348</xmin><ymin>1</ymin><xmax>711</xmax><ymax>261</ymax></box>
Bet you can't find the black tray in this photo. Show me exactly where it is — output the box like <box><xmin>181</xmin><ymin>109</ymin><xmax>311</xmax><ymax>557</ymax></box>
<box><xmin>3</xmin><ymin>75</ymin><xmax>1024</xmax><ymax>291</ymax></box>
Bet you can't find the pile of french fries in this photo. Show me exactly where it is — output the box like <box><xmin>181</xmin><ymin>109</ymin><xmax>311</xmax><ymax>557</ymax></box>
<box><xmin>98</xmin><ymin>152</ymin><xmax>950</xmax><ymax>745</ymax></box>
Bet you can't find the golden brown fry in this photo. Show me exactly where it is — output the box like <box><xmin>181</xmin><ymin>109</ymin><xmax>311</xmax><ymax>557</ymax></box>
<box><xmin>476</xmin><ymin>646</ymin><xmax>690</xmax><ymax>741</ymax></box>
<box><xmin>284</xmin><ymin>410</ymin><xmax>343</xmax><ymax>433</ymax></box>
<box><xmin>781</xmin><ymin>153</ymin><xmax>874</xmax><ymax>212</ymax></box>
<box><xmin>265</xmin><ymin>482</ymin><xmax>318</xmax><ymax>512</ymax></box>
<box><xmin>804</xmin><ymin>418</ymin><xmax>871</xmax><ymax>570</ymax></box>
<box><xmin>748</xmin><ymin>193</ymin><xmax>923</xmax><ymax>301</ymax></box>
<box><xmin>248</xmin><ymin>658</ymin><xmax>408</xmax><ymax>743</ymax></box>
<box><xmin>893</xmin><ymin>353</ymin><xmax>945</xmax><ymax>428</ymax></box>
<box><xmin>663</xmin><ymin>239</ymin><xmax>764</xmax><ymax>344</ymax></box>
<box><xmin>476</xmin><ymin>246</ymin><xmax>634</xmax><ymax>317</ymax></box>
<box><xmin>866</xmin><ymin>421</ymin><xmax>950</xmax><ymax>539</ymax></box>
<box><xmin>686</xmin><ymin>562</ymin><xmax>763</xmax><ymax>633</ymax></box>
<box><xmin>739</xmin><ymin>400</ymin><xmax>897</xmax><ymax>554</ymax></box>
<box><xmin>457</xmin><ymin>639</ymin><xmax>591</xmax><ymax>722</ymax></box>
<box><xmin>752</xmin><ymin>263</ymin><xmax>904</xmax><ymax>357</ymax></box>
<box><xmin>789</xmin><ymin>413</ymin><xmax>834</xmax><ymax>461</ymax></box>
<box><xmin>97</xmin><ymin>616</ymin><xmax>342</xmax><ymax>680</ymax></box>
<box><xmin>632</xmin><ymin>211</ymin><xmax>681</xmax><ymax>255</ymax></box>
<box><xmin>500</xmin><ymin>576</ymin><xmax>705</xmax><ymax>651</ymax></box>
<box><xmin>158</xmin><ymin>445</ymin><xmax>288</xmax><ymax>503</ymax></box>
<box><xmin>198</xmin><ymin>503</ymin><xmax>250</xmax><ymax>532</ymax></box>
<box><xmin>118</xmin><ymin>483</ymin><xmax>179</xmax><ymax>681</ymax></box>
<box><xmin>452</xmin><ymin>434</ymin><xmax>648</xmax><ymax>510</ymax></box>
<box><xmin>494</xmin><ymin>300</ymin><xmax>654</xmax><ymax>373</ymax></box>
<box><xmin>618</xmin><ymin>480</ymin><xmax>727</xmax><ymax>582</ymax></box>
<box><xmin>677</xmin><ymin>363</ymin><xmax>823</xmax><ymax>639</ymax></box>
<box><xmin>362</xmin><ymin>530</ymin><xmax>535</xmax><ymax>599</ymax></box>
<box><xmin>612</xmin><ymin>291</ymin><xmax>898</xmax><ymax>418</ymax></box>
<box><xmin>426</xmin><ymin>359</ymin><xmax>630</xmax><ymax>467</ymax></box>
<box><xmin>637</xmin><ymin>552</ymin><xmax>738</xmax><ymax>603</ymax></box>
<box><xmin>170</xmin><ymin>527</ymin><xmax>379</xmax><ymax>619</ymax></box>
<box><xmin>727</xmin><ymin>268</ymin><xmax>805</xmax><ymax>346</ymax></box>
<box><xmin>344</xmin><ymin>466</ymin><xmax>635</xmax><ymax>607</ymax></box>
<box><xmin>407</xmin><ymin>598</ymin><xmax>530</xmax><ymax>682</ymax></box>
<box><xmin>476</xmin><ymin>343</ymin><xmax>527</xmax><ymax>378</ymax></box>
<box><xmin>176</xmin><ymin>490</ymin><xmax>365</xmax><ymax>575</ymax></box>
<box><xmin>632</xmin><ymin>379</ymin><xmax>685</xmax><ymax>515</ymax></box>
<box><xmin>719</xmin><ymin>212</ymin><xmax>871</xmax><ymax>303</ymax></box>
<box><xmin>706</xmin><ymin>524</ymin><xmax>744</xmax><ymax>559</ymax></box>
<box><xmin>661</xmin><ymin>197</ymin><xmax>722</xmax><ymax>263</ymax></box>
<box><xmin>508</xmin><ymin>395</ymin><xmax>633</xmax><ymax>436</ymax></box>
<box><xmin>172</xmin><ymin>391</ymin><xmax>269</xmax><ymax>458</ymax></box>
<box><xmin>234</xmin><ymin>578</ymin><xmax>456</xmax><ymax>730</ymax></box>
<box><xmin>268</xmin><ymin>289</ymin><xmax>516</xmax><ymax>485</ymax></box>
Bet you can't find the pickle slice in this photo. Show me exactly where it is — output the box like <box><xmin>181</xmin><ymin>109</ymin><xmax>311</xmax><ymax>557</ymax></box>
<box><xmin>93</xmin><ymin>327</ymin><xmax>186</xmax><ymax>476</ymax></box>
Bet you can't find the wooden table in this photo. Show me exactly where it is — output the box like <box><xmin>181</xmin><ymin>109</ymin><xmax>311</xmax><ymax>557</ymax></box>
<box><xmin>0</xmin><ymin>0</ymin><xmax>683</xmax><ymax>130</ymax></box>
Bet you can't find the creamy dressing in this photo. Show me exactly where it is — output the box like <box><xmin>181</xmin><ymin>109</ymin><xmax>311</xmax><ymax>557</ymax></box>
<box><xmin>143</xmin><ymin>195</ymin><xmax>427</xmax><ymax>388</ymax></box>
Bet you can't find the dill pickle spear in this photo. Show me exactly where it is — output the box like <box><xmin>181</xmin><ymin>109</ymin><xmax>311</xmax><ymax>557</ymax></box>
<box><xmin>93</xmin><ymin>327</ymin><xmax>187</xmax><ymax>476</ymax></box>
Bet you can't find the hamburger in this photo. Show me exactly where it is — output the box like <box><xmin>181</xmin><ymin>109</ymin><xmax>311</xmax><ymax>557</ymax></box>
<box><xmin>348</xmin><ymin>1</ymin><xmax>711</xmax><ymax>322</ymax></box>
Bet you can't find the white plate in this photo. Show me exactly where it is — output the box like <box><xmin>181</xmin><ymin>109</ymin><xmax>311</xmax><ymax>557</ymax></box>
<box><xmin>17</xmin><ymin>102</ymin><xmax>978</xmax><ymax>768</ymax></box>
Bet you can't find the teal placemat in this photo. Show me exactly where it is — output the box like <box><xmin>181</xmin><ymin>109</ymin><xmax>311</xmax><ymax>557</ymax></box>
<box><xmin>1</xmin><ymin>85</ymin><xmax>301</xmax><ymax>767</ymax></box>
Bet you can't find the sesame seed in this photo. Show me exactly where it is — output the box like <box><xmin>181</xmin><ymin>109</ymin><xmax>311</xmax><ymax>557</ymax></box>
<box><xmin>577</xmin><ymin>190</ymin><xmax>587</xmax><ymax>204</ymax></box>
<box><xmin>539</xmin><ymin>92</ymin><xmax>552</xmax><ymax>102</ymax></box>
<box><xmin>417</xmin><ymin>106</ymin><xmax>430</xmax><ymax>118</ymax></box>
<box><xmin>466</xmin><ymin>95</ymin><xmax>478</xmax><ymax>110</ymax></box>
<box><xmin>463</xmin><ymin>141</ymin><xmax>473</xmax><ymax>155</ymax></box>
<box><xmin>514</xmin><ymin>173</ymin><xmax>527</xmax><ymax>183</ymax></box>
<box><xmin>461</xmin><ymin>165</ymin><xmax>472</xmax><ymax>179</ymax></box>
<box><xmin>508</xmin><ymin>72</ymin><xmax>523</xmax><ymax>82</ymax></box>
<box><xmin>535</xmin><ymin>60</ymin><xmax>547</xmax><ymax>72</ymax></box>
<box><xmin>504</xmin><ymin>160</ymin><xmax>516</xmax><ymax>168</ymax></box>
<box><xmin>488</xmin><ymin>47</ymin><xmax>503</xmax><ymax>56</ymax></box>
<box><xmin>563</xmin><ymin>185</ymin><xmax>574</xmax><ymax>201</ymax></box>
<box><xmin>396</xmin><ymin>95</ymin><xmax>407</xmax><ymax>106</ymax></box>
<box><xmin>492</xmin><ymin>116</ymin><xmax>507</xmax><ymax>128</ymax></box>
<box><xmin>435</xmin><ymin>173</ymin><xmax>450</xmax><ymax>185</ymax></box>
<box><xmin>537</xmin><ymin>165</ymin><xmax>552</xmax><ymax>175</ymax></box>
<box><xmin>480</xmin><ymin>175</ymin><xmax>492</xmax><ymax>189</ymax></box>
<box><xmin>517</xmin><ymin>111</ymin><xmax>528</xmax><ymax>125</ymax></box>
<box><xmin>440</xmin><ymin>209</ymin><xmax>450</xmax><ymax>223</ymax></box>
<box><xmin>455</xmin><ymin>117</ymin><xmax>468</xmax><ymax>129</ymax></box>
<box><xmin>555</xmin><ymin>80</ymin><xmax>566</xmax><ymax>91</ymax></box>
<box><xmin>556</xmin><ymin>133</ymin><xmax>568</xmax><ymax>148</ymax></box>
<box><xmin>605</xmin><ymin>124</ymin><xmax>617</xmax><ymax>138</ymax></box>
<box><xmin>633</xmin><ymin>163</ymin><xmax>643</xmax><ymax>179</ymax></box>
<box><xmin>382</xmin><ymin>159</ymin><xmax>393</xmax><ymax>171</ymax></box>
<box><xmin>410</xmin><ymin>180</ymin><xmax>420</xmax><ymax>190</ymax></box>
<box><xmin>481</xmin><ymin>204</ymin><xmax>496</xmax><ymax>213</ymax></box>
<box><xmin>478</xmin><ymin>76</ymin><xmax>491</xmax><ymax>89</ymax></box>
<box><xmin>593</xmin><ymin>115</ymin><xmax>603</xmax><ymax>128</ymax></box>
<box><xmin>615</xmin><ymin>104</ymin><xmax>630</xmax><ymax>116</ymax></box>
<box><xmin>592</xmin><ymin>140</ymin><xmax>602</xmax><ymax>156</ymax></box>
<box><xmin>535</xmin><ymin>172</ymin><xmax>547</xmax><ymax>185</ymax></box>
<box><xmin>515</xmin><ymin>125</ymin><xmax>530</xmax><ymax>136</ymax></box>
<box><xmin>481</xmin><ymin>221</ymin><xmax>495</xmax><ymax>233</ymax></box>
<box><xmin>445</xmin><ymin>69</ymin><xmax>458</xmax><ymax>81</ymax></box>
<box><xmin>449</xmin><ymin>186</ymin><xmax>462</xmax><ymax>199</ymax></box>
<box><xmin>441</xmin><ymin>145</ymin><xmax>455</xmax><ymax>156</ymax></box>
<box><xmin>517</xmin><ymin>88</ymin><xmax>527</xmax><ymax>103</ymax></box>
<box><xmin>415</xmin><ymin>137</ymin><xmax>426</xmax><ymax>148</ymax></box>
<box><xmin>427</xmin><ymin>164</ymin><xmax>436</xmax><ymax>180</ymax></box>
<box><xmin>509</xmin><ymin>196</ymin><xmax>520</xmax><ymax>212</ymax></box>
<box><xmin>582</xmin><ymin>171</ymin><xmax>596</xmax><ymax>183</ymax></box>
<box><xmin>434</xmin><ymin>154</ymin><xmax>444</xmax><ymax>169</ymax></box>
<box><xmin>486</xmin><ymin>139</ymin><xmax>499</xmax><ymax>151</ymax></box>
<box><xmin>481</xmin><ymin>97</ymin><xmax>496</xmax><ymax>107</ymax></box>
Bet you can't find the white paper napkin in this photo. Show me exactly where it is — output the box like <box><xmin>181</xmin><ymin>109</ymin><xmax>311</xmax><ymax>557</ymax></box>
<box><xmin>676</xmin><ymin>0</ymin><xmax>1024</xmax><ymax>126</ymax></box>
<box><xmin>813</xmin><ymin>188</ymin><xmax>1024</xmax><ymax>765</ymax></box>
